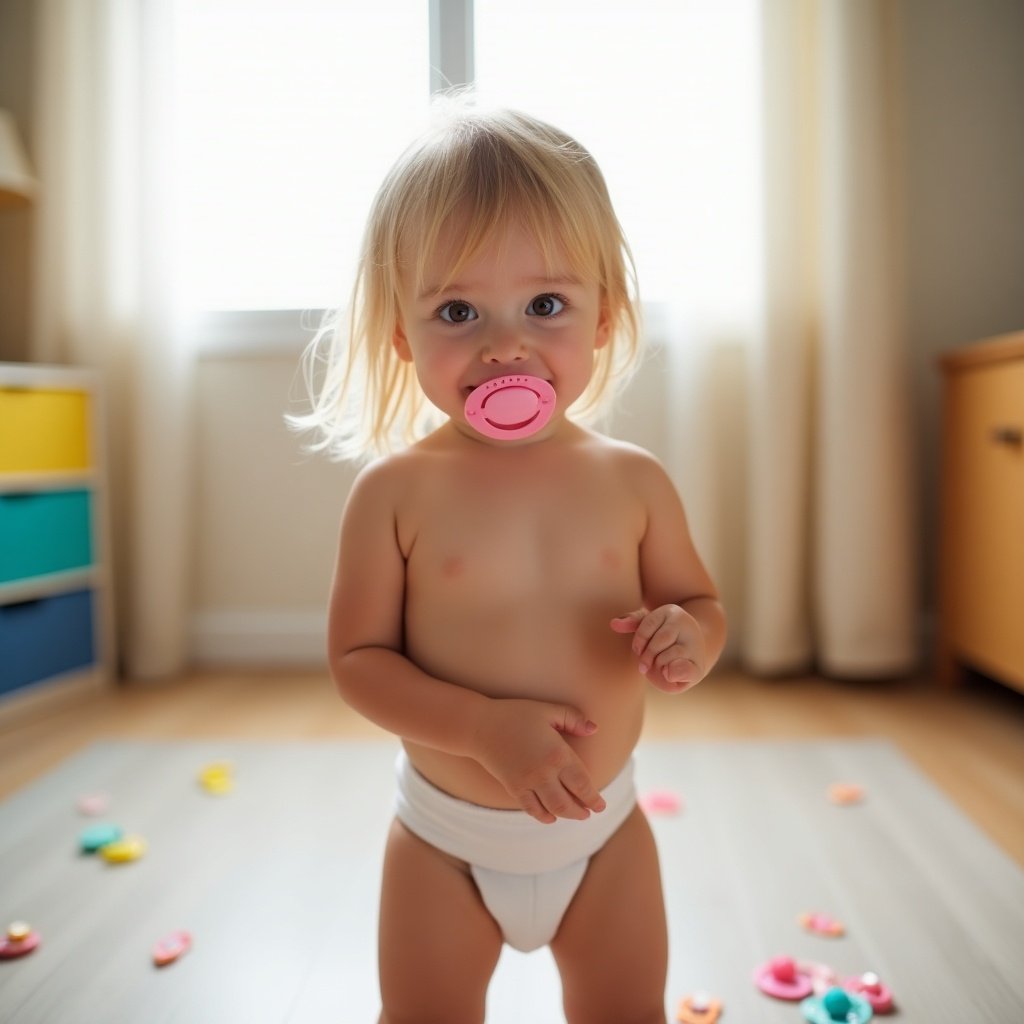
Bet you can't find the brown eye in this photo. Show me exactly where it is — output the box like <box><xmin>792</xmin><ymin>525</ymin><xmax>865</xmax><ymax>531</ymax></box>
<box><xmin>527</xmin><ymin>294</ymin><xmax>565</xmax><ymax>317</ymax></box>
<box><xmin>439</xmin><ymin>300</ymin><xmax>477</xmax><ymax>323</ymax></box>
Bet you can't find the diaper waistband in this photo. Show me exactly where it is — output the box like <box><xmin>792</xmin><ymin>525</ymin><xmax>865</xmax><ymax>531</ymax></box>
<box><xmin>394</xmin><ymin>749</ymin><xmax>636</xmax><ymax>875</ymax></box>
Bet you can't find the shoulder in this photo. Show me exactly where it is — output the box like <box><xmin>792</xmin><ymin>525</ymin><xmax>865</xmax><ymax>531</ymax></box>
<box><xmin>345</xmin><ymin>449</ymin><xmax>419</xmax><ymax>506</ymax></box>
<box><xmin>581</xmin><ymin>431</ymin><xmax>674</xmax><ymax>493</ymax></box>
<box><xmin>346</xmin><ymin>438</ymin><xmax>456</xmax><ymax>506</ymax></box>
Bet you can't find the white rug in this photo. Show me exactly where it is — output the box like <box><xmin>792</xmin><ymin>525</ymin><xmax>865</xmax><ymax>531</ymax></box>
<box><xmin>0</xmin><ymin>739</ymin><xmax>1022</xmax><ymax>1022</ymax></box>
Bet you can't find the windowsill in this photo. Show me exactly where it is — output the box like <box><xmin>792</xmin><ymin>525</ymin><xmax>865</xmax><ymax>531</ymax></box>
<box><xmin>194</xmin><ymin>309</ymin><xmax>327</xmax><ymax>360</ymax></box>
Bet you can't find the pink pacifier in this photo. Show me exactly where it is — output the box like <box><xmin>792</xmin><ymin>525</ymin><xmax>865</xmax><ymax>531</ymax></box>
<box><xmin>463</xmin><ymin>375</ymin><xmax>556</xmax><ymax>440</ymax></box>
<box><xmin>754</xmin><ymin>956</ymin><xmax>815</xmax><ymax>1000</ymax></box>
<box><xmin>843</xmin><ymin>972</ymin><xmax>894</xmax><ymax>1014</ymax></box>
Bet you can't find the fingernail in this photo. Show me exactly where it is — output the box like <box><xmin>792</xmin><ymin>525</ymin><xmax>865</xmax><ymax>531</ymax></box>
<box><xmin>584</xmin><ymin>720</ymin><xmax>598</xmax><ymax>733</ymax></box>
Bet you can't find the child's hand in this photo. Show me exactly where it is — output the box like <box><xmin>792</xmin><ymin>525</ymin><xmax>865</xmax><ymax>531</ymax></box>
<box><xmin>472</xmin><ymin>699</ymin><xmax>607</xmax><ymax>825</ymax></box>
<box><xmin>610</xmin><ymin>605</ymin><xmax>707</xmax><ymax>693</ymax></box>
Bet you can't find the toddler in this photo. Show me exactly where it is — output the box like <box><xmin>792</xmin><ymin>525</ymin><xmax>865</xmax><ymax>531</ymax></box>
<box><xmin>297</xmin><ymin>97</ymin><xmax>726</xmax><ymax>1024</ymax></box>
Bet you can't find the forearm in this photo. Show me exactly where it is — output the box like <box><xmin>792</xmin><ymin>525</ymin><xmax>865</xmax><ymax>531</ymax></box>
<box><xmin>332</xmin><ymin>646</ymin><xmax>488</xmax><ymax>757</ymax></box>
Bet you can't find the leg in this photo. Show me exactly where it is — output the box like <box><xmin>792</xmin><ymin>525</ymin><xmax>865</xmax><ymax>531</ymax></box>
<box><xmin>377</xmin><ymin>818</ymin><xmax>504</xmax><ymax>1024</ymax></box>
<box><xmin>550</xmin><ymin>806</ymin><xmax>668</xmax><ymax>1024</ymax></box>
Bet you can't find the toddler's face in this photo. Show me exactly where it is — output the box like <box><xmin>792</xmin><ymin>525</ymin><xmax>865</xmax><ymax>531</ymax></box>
<box><xmin>393</xmin><ymin>220</ymin><xmax>610</xmax><ymax>445</ymax></box>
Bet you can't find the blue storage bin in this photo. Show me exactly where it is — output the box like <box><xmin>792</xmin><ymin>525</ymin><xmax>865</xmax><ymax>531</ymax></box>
<box><xmin>0</xmin><ymin>589</ymin><xmax>96</xmax><ymax>695</ymax></box>
<box><xmin>0</xmin><ymin>490</ymin><xmax>94</xmax><ymax>584</ymax></box>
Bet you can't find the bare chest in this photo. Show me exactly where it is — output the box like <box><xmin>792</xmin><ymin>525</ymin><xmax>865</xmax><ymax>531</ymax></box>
<box><xmin>403</xmin><ymin>471</ymin><xmax>643</xmax><ymax>605</ymax></box>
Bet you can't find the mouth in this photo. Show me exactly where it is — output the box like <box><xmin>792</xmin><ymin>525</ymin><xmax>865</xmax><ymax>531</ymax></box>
<box><xmin>463</xmin><ymin>374</ymin><xmax>557</xmax><ymax>440</ymax></box>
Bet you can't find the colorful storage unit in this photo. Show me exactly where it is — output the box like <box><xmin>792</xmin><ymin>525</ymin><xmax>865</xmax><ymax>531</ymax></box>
<box><xmin>0</xmin><ymin>365</ymin><xmax>112</xmax><ymax>702</ymax></box>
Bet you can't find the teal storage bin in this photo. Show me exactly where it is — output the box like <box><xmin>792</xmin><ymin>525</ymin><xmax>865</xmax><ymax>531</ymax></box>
<box><xmin>0</xmin><ymin>490</ymin><xmax>94</xmax><ymax>584</ymax></box>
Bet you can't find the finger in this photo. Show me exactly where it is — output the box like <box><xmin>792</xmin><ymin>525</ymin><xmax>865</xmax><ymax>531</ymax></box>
<box><xmin>552</xmin><ymin>705</ymin><xmax>599</xmax><ymax>737</ymax></box>
<box><xmin>519</xmin><ymin>790</ymin><xmax>556</xmax><ymax>824</ymax></box>
<box><xmin>655</xmin><ymin>647</ymin><xmax>696</xmax><ymax>679</ymax></box>
<box><xmin>609</xmin><ymin>611</ymin><xmax>644</xmax><ymax>634</ymax></box>
<box><xmin>637</xmin><ymin>619</ymin><xmax>678</xmax><ymax>673</ymax></box>
<box><xmin>630</xmin><ymin>608</ymin><xmax>667</xmax><ymax>658</ymax></box>
<box><xmin>535</xmin><ymin>781</ymin><xmax>589</xmax><ymax>821</ymax></box>
<box><xmin>561</xmin><ymin>762</ymin><xmax>607</xmax><ymax>814</ymax></box>
<box><xmin>661</xmin><ymin>658</ymin><xmax>699</xmax><ymax>684</ymax></box>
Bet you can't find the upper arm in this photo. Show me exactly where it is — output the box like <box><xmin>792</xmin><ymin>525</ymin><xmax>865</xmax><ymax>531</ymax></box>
<box><xmin>327</xmin><ymin>459</ymin><xmax>407</xmax><ymax>667</ymax></box>
<box><xmin>627</xmin><ymin>450</ymin><xmax>719</xmax><ymax>610</ymax></box>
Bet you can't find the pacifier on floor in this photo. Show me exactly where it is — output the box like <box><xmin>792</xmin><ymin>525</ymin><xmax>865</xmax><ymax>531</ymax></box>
<box><xmin>676</xmin><ymin>991</ymin><xmax>722</xmax><ymax>1023</ymax></box>
<box><xmin>464</xmin><ymin>375</ymin><xmax>555</xmax><ymax>440</ymax></box>
<box><xmin>843</xmin><ymin>972</ymin><xmax>895</xmax><ymax>1013</ymax></box>
<box><xmin>801</xmin><ymin>985</ymin><xmax>874</xmax><ymax>1023</ymax></box>
<box><xmin>754</xmin><ymin>955</ymin><xmax>815</xmax><ymax>999</ymax></box>
<box><xmin>0</xmin><ymin>922</ymin><xmax>40</xmax><ymax>959</ymax></box>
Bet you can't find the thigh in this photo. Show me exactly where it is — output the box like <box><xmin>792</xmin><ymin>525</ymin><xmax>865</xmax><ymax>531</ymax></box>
<box><xmin>377</xmin><ymin>818</ymin><xmax>504</xmax><ymax>1024</ymax></box>
<box><xmin>550</xmin><ymin>806</ymin><xmax>668</xmax><ymax>1024</ymax></box>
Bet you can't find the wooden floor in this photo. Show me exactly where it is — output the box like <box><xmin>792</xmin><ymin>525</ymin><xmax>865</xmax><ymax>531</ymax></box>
<box><xmin>2</xmin><ymin>667</ymin><xmax>1023</xmax><ymax>865</ymax></box>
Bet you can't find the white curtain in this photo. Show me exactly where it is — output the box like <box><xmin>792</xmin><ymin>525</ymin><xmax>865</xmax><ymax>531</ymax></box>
<box><xmin>670</xmin><ymin>0</ymin><xmax>917</xmax><ymax>678</ymax></box>
<box><xmin>31</xmin><ymin>0</ymin><xmax>195</xmax><ymax>679</ymax></box>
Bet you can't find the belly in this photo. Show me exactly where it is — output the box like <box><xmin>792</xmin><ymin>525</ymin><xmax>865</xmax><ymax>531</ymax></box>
<box><xmin>402</xmin><ymin>595</ymin><xmax>648</xmax><ymax>808</ymax></box>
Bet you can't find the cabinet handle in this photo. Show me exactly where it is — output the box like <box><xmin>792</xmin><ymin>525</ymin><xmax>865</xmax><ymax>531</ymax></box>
<box><xmin>991</xmin><ymin>426</ymin><xmax>1023</xmax><ymax>448</ymax></box>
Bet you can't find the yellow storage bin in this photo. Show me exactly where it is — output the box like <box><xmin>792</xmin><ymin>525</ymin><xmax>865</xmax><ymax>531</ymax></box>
<box><xmin>0</xmin><ymin>388</ymin><xmax>92</xmax><ymax>473</ymax></box>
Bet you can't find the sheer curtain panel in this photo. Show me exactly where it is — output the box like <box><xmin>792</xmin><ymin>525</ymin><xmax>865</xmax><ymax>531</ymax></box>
<box><xmin>32</xmin><ymin>0</ymin><xmax>195</xmax><ymax>678</ymax></box>
<box><xmin>746</xmin><ymin>0</ymin><xmax>917</xmax><ymax>677</ymax></box>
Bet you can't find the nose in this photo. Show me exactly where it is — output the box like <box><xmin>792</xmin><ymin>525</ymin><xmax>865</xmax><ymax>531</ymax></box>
<box><xmin>481</xmin><ymin>323</ymin><xmax>528</xmax><ymax>364</ymax></box>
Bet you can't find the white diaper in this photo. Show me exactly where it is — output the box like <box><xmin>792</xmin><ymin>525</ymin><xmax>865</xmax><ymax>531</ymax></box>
<box><xmin>394</xmin><ymin>749</ymin><xmax>636</xmax><ymax>952</ymax></box>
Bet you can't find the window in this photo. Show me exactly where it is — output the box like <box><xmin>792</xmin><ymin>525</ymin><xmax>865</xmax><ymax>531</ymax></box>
<box><xmin>173</xmin><ymin>0</ymin><xmax>759</xmax><ymax>340</ymax></box>
<box><xmin>475</xmin><ymin>0</ymin><xmax>760</xmax><ymax>321</ymax></box>
<box><xmin>173</xmin><ymin>0</ymin><xmax>429</xmax><ymax>313</ymax></box>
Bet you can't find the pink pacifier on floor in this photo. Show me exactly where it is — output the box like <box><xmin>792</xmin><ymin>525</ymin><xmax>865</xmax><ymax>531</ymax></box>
<box><xmin>843</xmin><ymin>972</ymin><xmax>894</xmax><ymax>1013</ymax></box>
<box><xmin>0</xmin><ymin>922</ymin><xmax>40</xmax><ymax>959</ymax></box>
<box><xmin>463</xmin><ymin>375</ymin><xmax>556</xmax><ymax>440</ymax></box>
<box><xmin>754</xmin><ymin>956</ymin><xmax>815</xmax><ymax>1000</ymax></box>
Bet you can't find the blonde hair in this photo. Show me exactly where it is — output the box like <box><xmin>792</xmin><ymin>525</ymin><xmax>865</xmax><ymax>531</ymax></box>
<box><xmin>293</xmin><ymin>95</ymin><xmax>642</xmax><ymax>460</ymax></box>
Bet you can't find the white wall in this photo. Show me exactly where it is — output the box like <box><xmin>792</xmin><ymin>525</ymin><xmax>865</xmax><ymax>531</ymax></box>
<box><xmin>191</xmin><ymin>355</ymin><xmax>357</xmax><ymax>664</ymax></box>
<box><xmin>897</xmin><ymin>0</ymin><xmax>1024</xmax><ymax>610</ymax></box>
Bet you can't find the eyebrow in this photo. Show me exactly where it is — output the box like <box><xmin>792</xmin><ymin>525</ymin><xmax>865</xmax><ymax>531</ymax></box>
<box><xmin>418</xmin><ymin>275</ymin><xmax>584</xmax><ymax>301</ymax></box>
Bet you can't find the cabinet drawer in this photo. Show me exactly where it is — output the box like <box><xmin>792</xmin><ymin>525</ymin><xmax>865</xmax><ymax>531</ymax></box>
<box><xmin>0</xmin><ymin>490</ymin><xmax>95</xmax><ymax>584</ymax></box>
<box><xmin>942</xmin><ymin>358</ymin><xmax>1024</xmax><ymax>684</ymax></box>
<box><xmin>0</xmin><ymin>388</ymin><xmax>92</xmax><ymax>472</ymax></box>
<box><xmin>0</xmin><ymin>589</ymin><xmax>96</xmax><ymax>694</ymax></box>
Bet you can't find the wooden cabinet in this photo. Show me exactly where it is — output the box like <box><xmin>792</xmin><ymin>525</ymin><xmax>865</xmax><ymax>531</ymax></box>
<box><xmin>937</xmin><ymin>332</ymin><xmax>1024</xmax><ymax>691</ymax></box>
<box><xmin>0</xmin><ymin>364</ymin><xmax>114</xmax><ymax>714</ymax></box>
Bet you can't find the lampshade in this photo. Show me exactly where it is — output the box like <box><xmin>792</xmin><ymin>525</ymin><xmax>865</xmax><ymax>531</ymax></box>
<box><xmin>0</xmin><ymin>109</ymin><xmax>37</xmax><ymax>208</ymax></box>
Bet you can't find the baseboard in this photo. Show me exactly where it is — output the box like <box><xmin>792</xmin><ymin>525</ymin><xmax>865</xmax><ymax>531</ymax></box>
<box><xmin>0</xmin><ymin>667</ymin><xmax>108</xmax><ymax>732</ymax></box>
<box><xmin>190</xmin><ymin>609</ymin><xmax>328</xmax><ymax>667</ymax></box>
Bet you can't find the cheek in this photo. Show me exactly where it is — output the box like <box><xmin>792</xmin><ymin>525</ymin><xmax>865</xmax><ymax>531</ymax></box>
<box><xmin>406</xmin><ymin>338</ymin><xmax>470</xmax><ymax>405</ymax></box>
